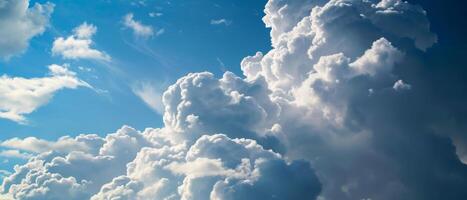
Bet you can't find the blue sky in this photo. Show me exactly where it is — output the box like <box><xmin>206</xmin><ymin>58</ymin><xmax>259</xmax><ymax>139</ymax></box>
<box><xmin>2</xmin><ymin>0</ymin><xmax>467</xmax><ymax>199</ymax></box>
<box><xmin>0</xmin><ymin>0</ymin><xmax>269</xmax><ymax>137</ymax></box>
<box><xmin>1</xmin><ymin>0</ymin><xmax>270</xmax><ymax>174</ymax></box>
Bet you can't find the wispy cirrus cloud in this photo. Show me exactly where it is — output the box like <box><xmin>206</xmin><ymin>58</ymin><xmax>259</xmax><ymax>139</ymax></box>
<box><xmin>132</xmin><ymin>81</ymin><xmax>164</xmax><ymax>114</ymax></box>
<box><xmin>210</xmin><ymin>18</ymin><xmax>231</xmax><ymax>26</ymax></box>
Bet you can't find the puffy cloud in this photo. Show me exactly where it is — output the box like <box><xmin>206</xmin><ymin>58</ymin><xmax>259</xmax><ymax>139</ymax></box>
<box><xmin>92</xmin><ymin>134</ymin><xmax>320</xmax><ymax>200</ymax></box>
<box><xmin>3</xmin><ymin>0</ymin><xmax>467</xmax><ymax>200</ymax></box>
<box><xmin>393</xmin><ymin>79</ymin><xmax>411</xmax><ymax>91</ymax></box>
<box><xmin>123</xmin><ymin>13</ymin><xmax>163</xmax><ymax>38</ymax></box>
<box><xmin>0</xmin><ymin>0</ymin><xmax>54</xmax><ymax>59</ymax></box>
<box><xmin>1</xmin><ymin>126</ymin><xmax>321</xmax><ymax>200</ymax></box>
<box><xmin>240</xmin><ymin>0</ymin><xmax>466</xmax><ymax>199</ymax></box>
<box><xmin>0</xmin><ymin>64</ymin><xmax>90</xmax><ymax>123</ymax></box>
<box><xmin>52</xmin><ymin>23</ymin><xmax>111</xmax><ymax>61</ymax></box>
<box><xmin>162</xmin><ymin>72</ymin><xmax>280</xmax><ymax>147</ymax></box>
<box><xmin>1</xmin><ymin>126</ymin><xmax>156</xmax><ymax>200</ymax></box>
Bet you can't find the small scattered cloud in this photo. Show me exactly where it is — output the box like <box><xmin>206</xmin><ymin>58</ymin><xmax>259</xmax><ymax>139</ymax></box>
<box><xmin>210</xmin><ymin>18</ymin><xmax>232</xmax><ymax>26</ymax></box>
<box><xmin>78</xmin><ymin>66</ymin><xmax>93</xmax><ymax>72</ymax></box>
<box><xmin>123</xmin><ymin>13</ymin><xmax>163</xmax><ymax>38</ymax></box>
<box><xmin>393</xmin><ymin>79</ymin><xmax>412</xmax><ymax>91</ymax></box>
<box><xmin>52</xmin><ymin>23</ymin><xmax>111</xmax><ymax>61</ymax></box>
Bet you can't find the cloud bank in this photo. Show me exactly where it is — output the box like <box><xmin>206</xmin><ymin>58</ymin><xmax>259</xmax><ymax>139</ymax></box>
<box><xmin>0</xmin><ymin>0</ymin><xmax>54</xmax><ymax>59</ymax></box>
<box><xmin>2</xmin><ymin>0</ymin><xmax>467</xmax><ymax>200</ymax></box>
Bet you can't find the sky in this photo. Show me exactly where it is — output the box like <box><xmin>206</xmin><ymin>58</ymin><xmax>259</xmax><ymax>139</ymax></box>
<box><xmin>1</xmin><ymin>0</ymin><xmax>467</xmax><ymax>200</ymax></box>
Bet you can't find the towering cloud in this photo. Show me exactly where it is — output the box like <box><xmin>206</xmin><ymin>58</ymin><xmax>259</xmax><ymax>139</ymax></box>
<box><xmin>2</xmin><ymin>0</ymin><xmax>467</xmax><ymax>200</ymax></box>
<box><xmin>0</xmin><ymin>0</ymin><xmax>54</xmax><ymax>59</ymax></box>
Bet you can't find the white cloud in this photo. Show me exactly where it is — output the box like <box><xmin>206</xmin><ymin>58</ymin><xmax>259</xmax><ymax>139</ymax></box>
<box><xmin>132</xmin><ymin>82</ymin><xmax>164</xmax><ymax>114</ymax></box>
<box><xmin>1</xmin><ymin>134</ymin><xmax>103</xmax><ymax>154</ymax></box>
<box><xmin>0</xmin><ymin>150</ymin><xmax>32</xmax><ymax>159</ymax></box>
<box><xmin>3</xmin><ymin>0</ymin><xmax>467</xmax><ymax>200</ymax></box>
<box><xmin>123</xmin><ymin>13</ymin><xmax>163</xmax><ymax>38</ymax></box>
<box><xmin>91</xmin><ymin>134</ymin><xmax>320</xmax><ymax>200</ymax></box>
<box><xmin>1</xmin><ymin>126</ymin><xmax>154</xmax><ymax>199</ymax></box>
<box><xmin>210</xmin><ymin>18</ymin><xmax>231</xmax><ymax>26</ymax></box>
<box><xmin>0</xmin><ymin>64</ymin><xmax>90</xmax><ymax>123</ymax></box>
<box><xmin>52</xmin><ymin>23</ymin><xmax>111</xmax><ymax>61</ymax></box>
<box><xmin>0</xmin><ymin>0</ymin><xmax>54</xmax><ymax>59</ymax></box>
<box><xmin>393</xmin><ymin>79</ymin><xmax>412</xmax><ymax>91</ymax></box>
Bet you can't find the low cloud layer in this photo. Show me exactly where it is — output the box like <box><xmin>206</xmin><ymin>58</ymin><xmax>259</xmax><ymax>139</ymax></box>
<box><xmin>2</xmin><ymin>0</ymin><xmax>467</xmax><ymax>200</ymax></box>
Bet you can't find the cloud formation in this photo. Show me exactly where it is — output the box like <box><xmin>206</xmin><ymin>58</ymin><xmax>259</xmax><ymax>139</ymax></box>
<box><xmin>0</xmin><ymin>64</ymin><xmax>90</xmax><ymax>123</ymax></box>
<box><xmin>132</xmin><ymin>82</ymin><xmax>164</xmax><ymax>114</ymax></box>
<box><xmin>0</xmin><ymin>150</ymin><xmax>32</xmax><ymax>160</ymax></box>
<box><xmin>210</xmin><ymin>19</ymin><xmax>231</xmax><ymax>26</ymax></box>
<box><xmin>0</xmin><ymin>0</ymin><xmax>54</xmax><ymax>59</ymax></box>
<box><xmin>3</xmin><ymin>0</ymin><xmax>467</xmax><ymax>200</ymax></box>
<box><xmin>52</xmin><ymin>23</ymin><xmax>111</xmax><ymax>61</ymax></box>
<box><xmin>123</xmin><ymin>13</ymin><xmax>163</xmax><ymax>38</ymax></box>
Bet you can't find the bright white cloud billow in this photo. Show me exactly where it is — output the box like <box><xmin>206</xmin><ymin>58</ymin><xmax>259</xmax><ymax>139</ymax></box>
<box><xmin>0</xmin><ymin>64</ymin><xmax>90</xmax><ymax>123</ymax></box>
<box><xmin>52</xmin><ymin>23</ymin><xmax>111</xmax><ymax>61</ymax></box>
<box><xmin>3</xmin><ymin>0</ymin><xmax>467</xmax><ymax>200</ymax></box>
<box><xmin>0</xmin><ymin>0</ymin><xmax>54</xmax><ymax>59</ymax></box>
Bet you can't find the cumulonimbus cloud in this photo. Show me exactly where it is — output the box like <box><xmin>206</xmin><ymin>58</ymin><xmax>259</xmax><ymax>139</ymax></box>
<box><xmin>2</xmin><ymin>0</ymin><xmax>467</xmax><ymax>200</ymax></box>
